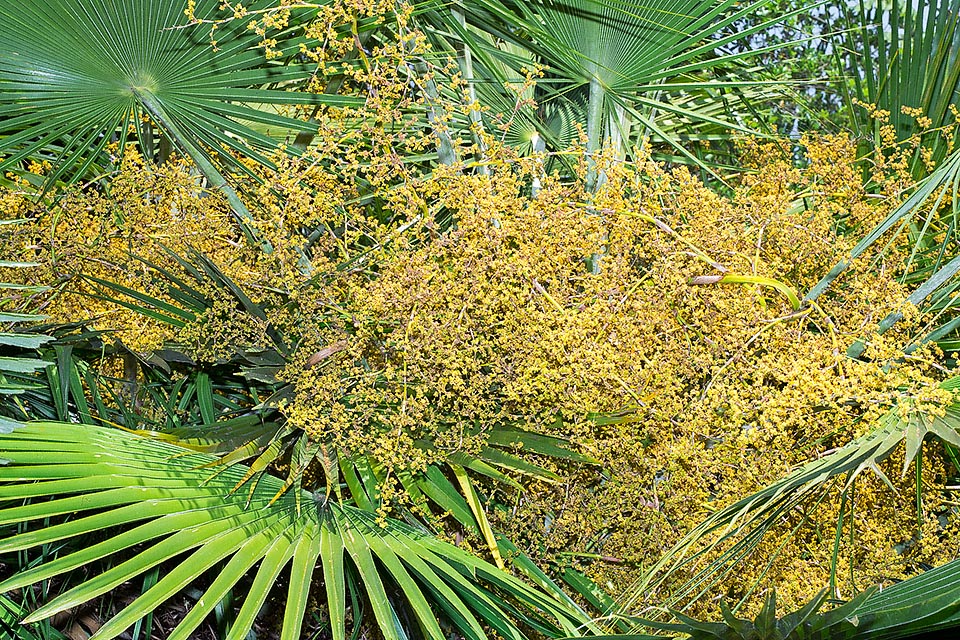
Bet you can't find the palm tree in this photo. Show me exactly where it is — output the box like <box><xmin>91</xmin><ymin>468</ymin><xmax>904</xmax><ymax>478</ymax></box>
<box><xmin>8</xmin><ymin>1</ymin><xmax>960</xmax><ymax>639</ymax></box>
<box><xmin>0</xmin><ymin>2</ymin><xmax>600</xmax><ymax>636</ymax></box>
<box><xmin>0</xmin><ymin>253</ymin><xmax>598</xmax><ymax>639</ymax></box>
<box><xmin>422</xmin><ymin>0</ymin><xmax>807</xmax><ymax>184</ymax></box>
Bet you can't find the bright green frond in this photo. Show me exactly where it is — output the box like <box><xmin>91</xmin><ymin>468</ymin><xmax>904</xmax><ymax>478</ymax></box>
<box><xmin>0</xmin><ymin>421</ymin><xmax>591</xmax><ymax>640</ymax></box>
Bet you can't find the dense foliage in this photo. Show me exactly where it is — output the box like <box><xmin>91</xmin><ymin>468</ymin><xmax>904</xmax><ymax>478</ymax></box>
<box><xmin>4</xmin><ymin>1</ymin><xmax>960</xmax><ymax>639</ymax></box>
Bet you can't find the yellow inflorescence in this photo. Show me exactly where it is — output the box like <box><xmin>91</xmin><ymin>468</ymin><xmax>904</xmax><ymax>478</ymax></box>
<box><xmin>3</xmin><ymin>64</ymin><xmax>959</xmax><ymax>618</ymax></box>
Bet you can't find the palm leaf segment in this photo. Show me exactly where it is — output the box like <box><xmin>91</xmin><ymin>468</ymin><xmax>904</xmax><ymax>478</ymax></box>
<box><xmin>0</xmin><ymin>421</ymin><xmax>591</xmax><ymax>640</ymax></box>
<box><xmin>433</xmin><ymin>0</ymin><xmax>797</xmax><ymax>172</ymax></box>
<box><xmin>0</xmin><ymin>250</ymin><xmax>54</xmax><ymax>432</ymax></box>
<box><xmin>0</xmin><ymin>0</ymin><xmax>358</xmax><ymax>189</ymax></box>
<box><xmin>0</xmin><ymin>324</ymin><xmax>52</xmax><ymax>432</ymax></box>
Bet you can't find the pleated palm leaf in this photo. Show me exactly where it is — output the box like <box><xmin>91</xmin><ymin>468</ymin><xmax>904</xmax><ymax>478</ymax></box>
<box><xmin>0</xmin><ymin>325</ymin><xmax>51</xmax><ymax>429</ymax></box>
<box><xmin>0</xmin><ymin>262</ymin><xmax>113</xmax><ymax>636</ymax></box>
<box><xmin>0</xmin><ymin>0</ymin><xmax>359</xmax><ymax>226</ymax></box>
<box><xmin>0</xmin><ymin>421</ymin><xmax>592</xmax><ymax>640</ymax></box>
<box><xmin>843</xmin><ymin>0</ymin><xmax>960</xmax><ymax>173</ymax></box>
<box><xmin>845</xmin><ymin>556</ymin><xmax>960</xmax><ymax>639</ymax></box>
<box><xmin>424</xmin><ymin>0</ymin><xmax>804</xmax><ymax>182</ymax></box>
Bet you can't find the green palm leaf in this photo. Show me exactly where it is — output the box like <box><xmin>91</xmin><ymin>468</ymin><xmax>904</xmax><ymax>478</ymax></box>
<box><xmin>850</xmin><ymin>555</ymin><xmax>960</xmax><ymax>639</ymax></box>
<box><xmin>425</xmin><ymin>0</ymin><xmax>800</xmax><ymax>180</ymax></box>
<box><xmin>0</xmin><ymin>421</ymin><xmax>591</xmax><ymax>640</ymax></box>
<box><xmin>0</xmin><ymin>0</ymin><xmax>359</xmax><ymax>225</ymax></box>
<box><xmin>844</xmin><ymin>0</ymin><xmax>960</xmax><ymax>171</ymax></box>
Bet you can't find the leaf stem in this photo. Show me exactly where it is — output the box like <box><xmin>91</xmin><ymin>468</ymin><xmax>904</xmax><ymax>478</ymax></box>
<box><xmin>689</xmin><ymin>273</ymin><xmax>802</xmax><ymax>310</ymax></box>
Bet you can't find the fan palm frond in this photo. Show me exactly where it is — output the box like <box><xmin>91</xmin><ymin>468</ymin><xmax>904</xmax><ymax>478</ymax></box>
<box><xmin>843</xmin><ymin>0</ymin><xmax>960</xmax><ymax>171</ymax></box>
<box><xmin>424</xmin><ymin>0</ymin><xmax>804</xmax><ymax>181</ymax></box>
<box><xmin>0</xmin><ymin>421</ymin><xmax>592</xmax><ymax>640</ymax></box>
<box><xmin>0</xmin><ymin>0</ymin><xmax>360</xmax><ymax>228</ymax></box>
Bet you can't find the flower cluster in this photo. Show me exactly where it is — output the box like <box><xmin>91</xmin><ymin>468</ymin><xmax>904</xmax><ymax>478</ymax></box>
<box><xmin>3</xmin><ymin>18</ymin><xmax>959</xmax><ymax>614</ymax></box>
